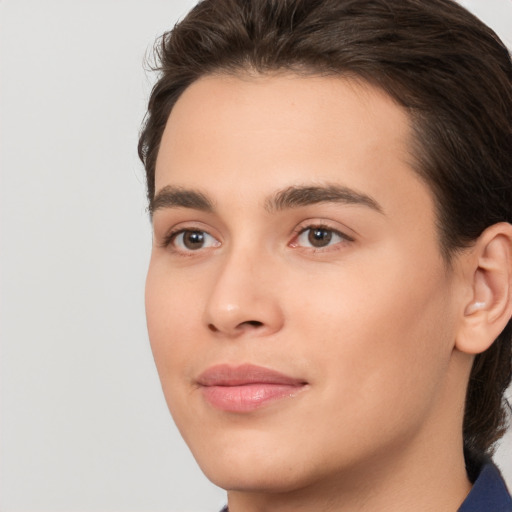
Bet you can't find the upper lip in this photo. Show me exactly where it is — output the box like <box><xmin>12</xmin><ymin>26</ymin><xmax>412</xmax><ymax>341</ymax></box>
<box><xmin>197</xmin><ymin>364</ymin><xmax>307</xmax><ymax>387</ymax></box>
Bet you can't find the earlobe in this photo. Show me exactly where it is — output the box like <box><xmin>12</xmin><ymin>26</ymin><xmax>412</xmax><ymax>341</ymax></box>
<box><xmin>455</xmin><ymin>223</ymin><xmax>512</xmax><ymax>355</ymax></box>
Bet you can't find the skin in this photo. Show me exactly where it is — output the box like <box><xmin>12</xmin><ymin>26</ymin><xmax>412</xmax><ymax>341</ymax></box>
<box><xmin>146</xmin><ymin>73</ymin><xmax>482</xmax><ymax>512</ymax></box>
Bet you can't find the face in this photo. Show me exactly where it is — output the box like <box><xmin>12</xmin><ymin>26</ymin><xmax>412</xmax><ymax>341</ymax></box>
<box><xmin>146</xmin><ymin>74</ymin><xmax>465</xmax><ymax>493</ymax></box>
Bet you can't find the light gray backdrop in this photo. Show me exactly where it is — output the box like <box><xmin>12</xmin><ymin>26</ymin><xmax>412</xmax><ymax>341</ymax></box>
<box><xmin>1</xmin><ymin>1</ymin><xmax>511</xmax><ymax>511</ymax></box>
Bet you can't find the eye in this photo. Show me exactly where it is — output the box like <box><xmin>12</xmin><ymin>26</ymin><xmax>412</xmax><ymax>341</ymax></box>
<box><xmin>169</xmin><ymin>229</ymin><xmax>220</xmax><ymax>252</ymax></box>
<box><xmin>292</xmin><ymin>225</ymin><xmax>352</xmax><ymax>249</ymax></box>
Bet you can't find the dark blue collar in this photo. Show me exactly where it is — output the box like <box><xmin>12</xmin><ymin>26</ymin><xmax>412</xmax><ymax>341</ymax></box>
<box><xmin>458</xmin><ymin>459</ymin><xmax>512</xmax><ymax>511</ymax></box>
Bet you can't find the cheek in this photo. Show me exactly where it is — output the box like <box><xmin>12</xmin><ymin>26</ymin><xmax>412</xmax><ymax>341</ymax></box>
<box><xmin>290</xmin><ymin>255</ymin><xmax>456</xmax><ymax>428</ymax></box>
<box><xmin>145</xmin><ymin>259</ymin><xmax>200</xmax><ymax>377</ymax></box>
<box><xmin>145</xmin><ymin>260</ymin><xmax>208</xmax><ymax>439</ymax></box>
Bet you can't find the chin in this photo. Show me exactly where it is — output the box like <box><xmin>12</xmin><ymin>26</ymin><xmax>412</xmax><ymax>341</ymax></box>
<box><xmin>200</xmin><ymin>459</ymin><xmax>313</xmax><ymax>494</ymax></box>
<box><xmin>186</xmin><ymin>428</ymin><xmax>353</xmax><ymax>496</ymax></box>
<box><xmin>182</xmin><ymin>428</ymin><xmax>311</xmax><ymax>493</ymax></box>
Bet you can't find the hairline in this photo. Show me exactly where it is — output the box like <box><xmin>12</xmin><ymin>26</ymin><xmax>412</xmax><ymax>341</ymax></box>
<box><xmin>150</xmin><ymin>65</ymin><xmax>458</xmax><ymax>264</ymax></box>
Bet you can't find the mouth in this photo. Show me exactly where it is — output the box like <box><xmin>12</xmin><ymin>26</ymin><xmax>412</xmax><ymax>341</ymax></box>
<box><xmin>196</xmin><ymin>364</ymin><xmax>308</xmax><ymax>413</ymax></box>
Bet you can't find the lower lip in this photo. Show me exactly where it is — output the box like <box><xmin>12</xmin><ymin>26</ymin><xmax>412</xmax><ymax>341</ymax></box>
<box><xmin>201</xmin><ymin>383</ymin><xmax>304</xmax><ymax>412</ymax></box>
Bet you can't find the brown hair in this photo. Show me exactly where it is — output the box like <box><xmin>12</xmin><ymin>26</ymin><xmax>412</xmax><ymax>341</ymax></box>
<box><xmin>138</xmin><ymin>0</ymin><xmax>512</xmax><ymax>457</ymax></box>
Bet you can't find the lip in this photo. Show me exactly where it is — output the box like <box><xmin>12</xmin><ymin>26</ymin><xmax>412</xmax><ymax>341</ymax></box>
<box><xmin>197</xmin><ymin>364</ymin><xmax>308</xmax><ymax>412</ymax></box>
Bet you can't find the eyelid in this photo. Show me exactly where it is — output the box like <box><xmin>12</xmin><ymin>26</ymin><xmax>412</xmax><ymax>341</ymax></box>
<box><xmin>294</xmin><ymin>219</ymin><xmax>355</xmax><ymax>239</ymax></box>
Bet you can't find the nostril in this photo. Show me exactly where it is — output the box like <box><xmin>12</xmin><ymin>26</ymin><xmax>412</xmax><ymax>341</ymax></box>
<box><xmin>243</xmin><ymin>320</ymin><xmax>264</xmax><ymax>328</ymax></box>
<box><xmin>206</xmin><ymin>320</ymin><xmax>265</xmax><ymax>334</ymax></box>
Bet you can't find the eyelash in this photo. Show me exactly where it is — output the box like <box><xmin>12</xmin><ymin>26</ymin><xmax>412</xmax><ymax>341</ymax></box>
<box><xmin>161</xmin><ymin>223</ymin><xmax>354</xmax><ymax>254</ymax></box>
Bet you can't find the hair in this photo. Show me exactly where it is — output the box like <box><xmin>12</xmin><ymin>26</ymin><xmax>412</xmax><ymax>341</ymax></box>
<box><xmin>138</xmin><ymin>0</ymin><xmax>512</xmax><ymax>458</ymax></box>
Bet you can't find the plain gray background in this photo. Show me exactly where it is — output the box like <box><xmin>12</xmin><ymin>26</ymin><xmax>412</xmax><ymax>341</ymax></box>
<box><xmin>1</xmin><ymin>1</ymin><xmax>511</xmax><ymax>511</ymax></box>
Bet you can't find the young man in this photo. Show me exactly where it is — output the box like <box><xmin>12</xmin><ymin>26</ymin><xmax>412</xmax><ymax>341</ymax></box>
<box><xmin>139</xmin><ymin>0</ymin><xmax>512</xmax><ymax>510</ymax></box>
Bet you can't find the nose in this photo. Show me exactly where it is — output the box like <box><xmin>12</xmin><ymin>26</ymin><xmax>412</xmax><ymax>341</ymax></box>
<box><xmin>203</xmin><ymin>247</ymin><xmax>285</xmax><ymax>338</ymax></box>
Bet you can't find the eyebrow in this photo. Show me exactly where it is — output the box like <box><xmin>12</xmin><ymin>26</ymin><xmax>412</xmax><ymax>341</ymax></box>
<box><xmin>149</xmin><ymin>183</ymin><xmax>383</xmax><ymax>216</ymax></box>
<box><xmin>149</xmin><ymin>186</ymin><xmax>214</xmax><ymax>215</ymax></box>
<box><xmin>265</xmin><ymin>184</ymin><xmax>384</xmax><ymax>214</ymax></box>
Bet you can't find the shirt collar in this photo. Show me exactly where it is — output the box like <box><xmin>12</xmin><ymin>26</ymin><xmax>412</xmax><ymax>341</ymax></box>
<box><xmin>458</xmin><ymin>459</ymin><xmax>512</xmax><ymax>511</ymax></box>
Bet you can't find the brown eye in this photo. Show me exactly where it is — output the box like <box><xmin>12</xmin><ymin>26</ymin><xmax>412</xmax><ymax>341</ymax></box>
<box><xmin>171</xmin><ymin>230</ymin><xmax>220</xmax><ymax>251</ymax></box>
<box><xmin>308</xmin><ymin>228</ymin><xmax>333</xmax><ymax>247</ymax></box>
<box><xmin>183</xmin><ymin>231</ymin><xmax>206</xmax><ymax>249</ymax></box>
<box><xmin>294</xmin><ymin>225</ymin><xmax>351</xmax><ymax>250</ymax></box>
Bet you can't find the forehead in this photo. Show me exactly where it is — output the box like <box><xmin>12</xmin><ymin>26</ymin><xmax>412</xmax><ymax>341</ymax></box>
<box><xmin>155</xmin><ymin>72</ymin><xmax>433</xmax><ymax>225</ymax></box>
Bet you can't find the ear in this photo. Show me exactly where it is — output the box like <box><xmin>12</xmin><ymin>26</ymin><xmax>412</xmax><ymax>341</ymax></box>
<box><xmin>455</xmin><ymin>222</ymin><xmax>512</xmax><ymax>355</ymax></box>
